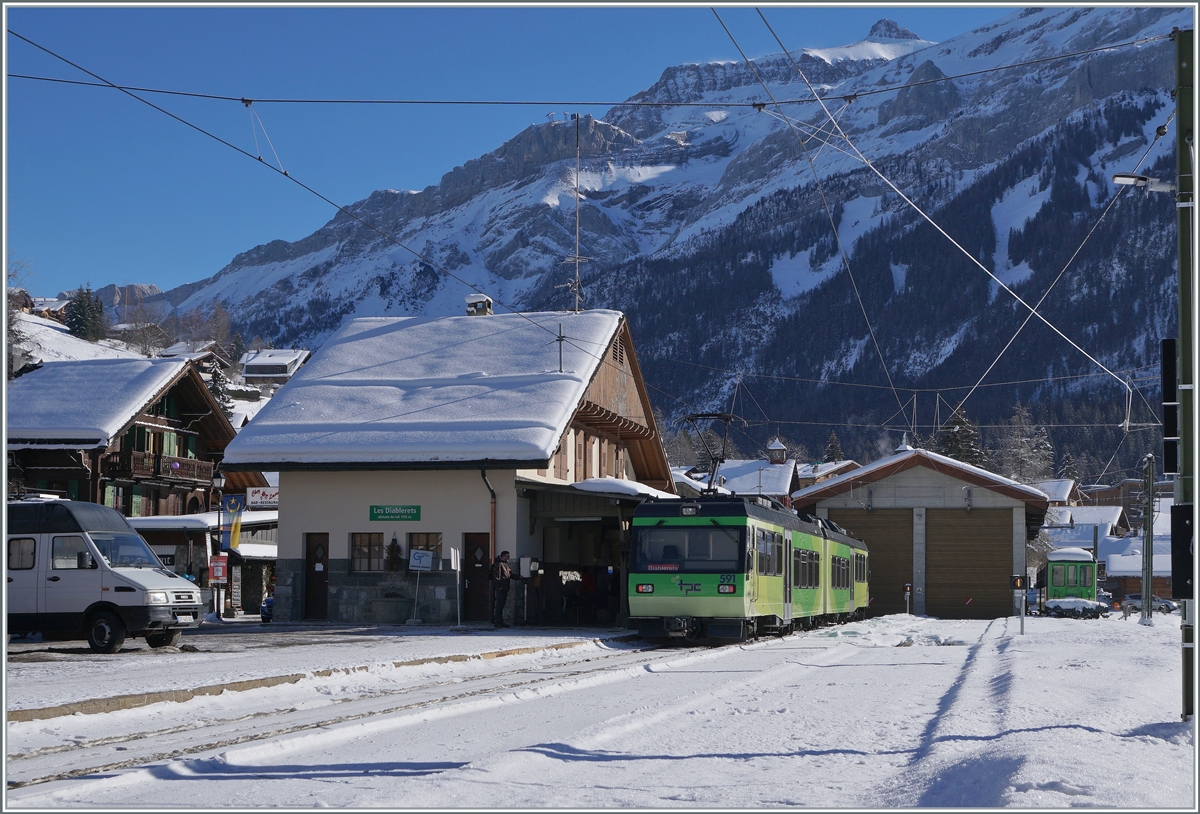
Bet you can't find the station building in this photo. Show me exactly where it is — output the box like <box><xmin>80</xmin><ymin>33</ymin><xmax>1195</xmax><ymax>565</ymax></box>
<box><xmin>221</xmin><ymin>305</ymin><xmax>675</xmax><ymax>626</ymax></box>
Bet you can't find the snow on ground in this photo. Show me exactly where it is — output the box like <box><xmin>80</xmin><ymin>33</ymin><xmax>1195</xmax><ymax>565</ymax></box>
<box><xmin>4</xmin><ymin>613</ymin><xmax>1194</xmax><ymax>809</ymax></box>
<box><xmin>13</xmin><ymin>313</ymin><xmax>144</xmax><ymax>363</ymax></box>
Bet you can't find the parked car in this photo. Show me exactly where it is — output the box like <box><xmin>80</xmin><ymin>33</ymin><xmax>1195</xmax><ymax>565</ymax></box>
<box><xmin>260</xmin><ymin>595</ymin><xmax>274</xmax><ymax>623</ymax></box>
<box><xmin>1121</xmin><ymin>594</ymin><xmax>1179</xmax><ymax>613</ymax></box>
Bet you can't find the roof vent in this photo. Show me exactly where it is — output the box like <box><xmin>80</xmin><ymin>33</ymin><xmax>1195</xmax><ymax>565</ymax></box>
<box><xmin>465</xmin><ymin>294</ymin><xmax>493</xmax><ymax>316</ymax></box>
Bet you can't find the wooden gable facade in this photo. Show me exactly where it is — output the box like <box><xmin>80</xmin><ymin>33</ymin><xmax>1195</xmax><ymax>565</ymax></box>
<box><xmin>9</xmin><ymin>362</ymin><xmax>266</xmax><ymax>516</ymax></box>
<box><xmin>538</xmin><ymin>319</ymin><xmax>672</xmax><ymax>492</ymax></box>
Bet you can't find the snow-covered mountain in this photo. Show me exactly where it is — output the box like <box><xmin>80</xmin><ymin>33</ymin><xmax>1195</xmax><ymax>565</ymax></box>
<box><xmin>147</xmin><ymin>8</ymin><xmax>1189</xmax><ymax>472</ymax></box>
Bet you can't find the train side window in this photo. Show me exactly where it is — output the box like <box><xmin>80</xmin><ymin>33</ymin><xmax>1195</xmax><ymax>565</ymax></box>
<box><xmin>813</xmin><ymin>551</ymin><xmax>820</xmax><ymax>588</ymax></box>
<box><xmin>1081</xmin><ymin>565</ymin><xmax>1093</xmax><ymax>586</ymax></box>
<box><xmin>1051</xmin><ymin>564</ymin><xmax>1065</xmax><ymax>587</ymax></box>
<box><xmin>773</xmin><ymin>533</ymin><xmax>783</xmax><ymax>577</ymax></box>
<box><xmin>793</xmin><ymin>548</ymin><xmax>801</xmax><ymax>586</ymax></box>
<box><xmin>8</xmin><ymin>538</ymin><xmax>35</xmax><ymax>570</ymax></box>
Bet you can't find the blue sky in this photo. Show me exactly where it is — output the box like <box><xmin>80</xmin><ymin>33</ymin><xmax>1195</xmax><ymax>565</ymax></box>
<box><xmin>5</xmin><ymin>4</ymin><xmax>1017</xmax><ymax>299</ymax></box>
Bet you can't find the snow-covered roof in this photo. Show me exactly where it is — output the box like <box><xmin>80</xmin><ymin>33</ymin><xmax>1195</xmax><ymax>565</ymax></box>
<box><xmin>239</xmin><ymin>348</ymin><xmax>310</xmax><ymax>367</ymax></box>
<box><xmin>129</xmin><ymin>510</ymin><xmax>278</xmax><ymax>531</ymax></box>
<box><xmin>223</xmin><ymin>310</ymin><xmax>624</xmax><ymax>468</ymax></box>
<box><xmin>1043</xmin><ymin>505</ymin><xmax>1128</xmax><ymax>548</ymax></box>
<box><xmin>1046</xmin><ymin>547</ymin><xmax>1093</xmax><ymax>562</ymax></box>
<box><xmin>1035</xmin><ymin>478</ymin><xmax>1076</xmax><ymax>503</ymax></box>
<box><xmin>671</xmin><ymin>467</ymin><xmax>731</xmax><ymax>495</ymax></box>
<box><xmin>792</xmin><ymin>447</ymin><xmax>1049</xmax><ymax>506</ymax></box>
<box><xmin>6</xmin><ymin>358</ymin><xmax>190</xmax><ymax>449</ymax></box>
<box><xmin>162</xmin><ymin>340</ymin><xmax>221</xmax><ymax>357</ymax></box>
<box><xmin>229</xmin><ymin>397</ymin><xmax>270</xmax><ymax>430</ymax></box>
<box><xmin>795</xmin><ymin>460</ymin><xmax>860</xmax><ymax>479</ymax></box>
<box><xmin>1105</xmin><ymin>552</ymin><xmax>1173</xmax><ymax>577</ymax></box>
<box><xmin>14</xmin><ymin>312</ymin><xmax>143</xmax><ymax>364</ymax></box>
<box><xmin>695</xmin><ymin>459</ymin><xmax>796</xmax><ymax>497</ymax></box>
<box><xmin>571</xmin><ymin>477</ymin><xmax>677</xmax><ymax>501</ymax></box>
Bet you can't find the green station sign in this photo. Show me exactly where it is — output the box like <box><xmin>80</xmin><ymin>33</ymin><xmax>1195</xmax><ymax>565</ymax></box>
<box><xmin>369</xmin><ymin>505</ymin><xmax>421</xmax><ymax>522</ymax></box>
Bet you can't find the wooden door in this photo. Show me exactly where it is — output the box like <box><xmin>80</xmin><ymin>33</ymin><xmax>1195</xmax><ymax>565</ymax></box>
<box><xmin>925</xmin><ymin>509</ymin><xmax>1013</xmax><ymax>619</ymax></box>
<box><xmin>304</xmin><ymin>533</ymin><xmax>328</xmax><ymax>620</ymax></box>
<box><xmin>463</xmin><ymin>533</ymin><xmax>491</xmax><ymax>622</ymax></box>
<box><xmin>828</xmin><ymin>509</ymin><xmax>912</xmax><ymax>616</ymax></box>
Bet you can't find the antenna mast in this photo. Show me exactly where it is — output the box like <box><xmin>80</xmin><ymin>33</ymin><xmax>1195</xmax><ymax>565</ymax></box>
<box><xmin>557</xmin><ymin>112</ymin><xmax>590</xmax><ymax>312</ymax></box>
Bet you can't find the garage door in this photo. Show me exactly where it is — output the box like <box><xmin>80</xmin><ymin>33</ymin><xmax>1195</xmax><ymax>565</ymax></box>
<box><xmin>926</xmin><ymin>509</ymin><xmax>1013</xmax><ymax>619</ymax></box>
<box><xmin>827</xmin><ymin>509</ymin><xmax>911</xmax><ymax>617</ymax></box>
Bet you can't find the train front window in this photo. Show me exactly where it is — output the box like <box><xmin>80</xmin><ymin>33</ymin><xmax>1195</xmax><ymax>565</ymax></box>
<box><xmin>633</xmin><ymin>526</ymin><xmax>744</xmax><ymax>573</ymax></box>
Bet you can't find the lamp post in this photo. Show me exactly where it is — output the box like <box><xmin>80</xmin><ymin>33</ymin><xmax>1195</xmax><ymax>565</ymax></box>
<box><xmin>212</xmin><ymin>467</ymin><xmax>225</xmax><ymax>617</ymax></box>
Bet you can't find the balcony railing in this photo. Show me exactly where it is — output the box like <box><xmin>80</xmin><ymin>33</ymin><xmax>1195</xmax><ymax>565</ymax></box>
<box><xmin>105</xmin><ymin>452</ymin><xmax>214</xmax><ymax>484</ymax></box>
<box><xmin>159</xmin><ymin>455</ymin><xmax>214</xmax><ymax>483</ymax></box>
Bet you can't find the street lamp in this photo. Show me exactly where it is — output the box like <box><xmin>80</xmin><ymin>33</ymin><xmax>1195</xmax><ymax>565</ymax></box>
<box><xmin>1111</xmin><ymin>172</ymin><xmax>1177</xmax><ymax>193</ymax></box>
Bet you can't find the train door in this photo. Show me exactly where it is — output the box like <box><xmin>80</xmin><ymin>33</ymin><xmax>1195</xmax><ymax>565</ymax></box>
<box><xmin>782</xmin><ymin>531</ymin><xmax>793</xmax><ymax>625</ymax></box>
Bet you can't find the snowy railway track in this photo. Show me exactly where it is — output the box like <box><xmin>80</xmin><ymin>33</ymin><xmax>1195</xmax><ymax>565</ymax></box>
<box><xmin>6</xmin><ymin>641</ymin><xmax>726</xmax><ymax>789</ymax></box>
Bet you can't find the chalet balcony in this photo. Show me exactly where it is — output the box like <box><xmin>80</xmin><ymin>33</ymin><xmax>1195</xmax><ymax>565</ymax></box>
<box><xmin>159</xmin><ymin>455</ymin><xmax>214</xmax><ymax>483</ymax></box>
<box><xmin>106</xmin><ymin>450</ymin><xmax>157</xmax><ymax>479</ymax></box>
<box><xmin>105</xmin><ymin>452</ymin><xmax>213</xmax><ymax>484</ymax></box>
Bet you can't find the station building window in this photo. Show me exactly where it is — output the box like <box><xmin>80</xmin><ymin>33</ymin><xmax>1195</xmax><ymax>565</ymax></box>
<box><xmin>351</xmin><ymin>532</ymin><xmax>385</xmax><ymax>571</ymax></box>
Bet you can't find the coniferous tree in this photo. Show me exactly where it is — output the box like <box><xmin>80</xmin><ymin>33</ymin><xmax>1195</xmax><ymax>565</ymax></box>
<box><xmin>205</xmin><ymin>363</ymin><xmax>235</xmax><ymax>421</ymax></box>
<box><xmin>7</xmin><ymin>255</ymin><xmax>29</xmax><ymax>378</ymax></box>
<box><xmin>934</xmin><ymin>408</ymin><xmax>988</xmax><ymax>468</ymax></box>
<box><xmin>993</xmin><ymin>403</ymin><xmax>1054</xmax><ymax>483</ymax></box>
<box><xmin>1056</xmin><ymin>451</ymin><xmax>1080</xmax><ymax>482</ymax></box>
<box><xmin>64</xmin><ymin>286</ymin><xmax>107</xmax><ymax>341</ymax></box>
<box><xmin>822</xmin><ymin>431</ymin><xmax>845</xmax><ymax>463</ymax></box>
<box><xmin>229</xmin><ymin>331</ymin><xmax>248</xmax><ymax>369</ymax></box>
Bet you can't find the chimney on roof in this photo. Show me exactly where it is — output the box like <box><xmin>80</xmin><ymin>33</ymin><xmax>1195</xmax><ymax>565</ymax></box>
<box><xmin>465</xmin><ymin>294</ymin><xmax>493</xmax><ymax>316</ymax></box>
<box><xmin>896</xmin><ymin>433</ymin><xmax>915</xmax><ymax>453</ymax></box>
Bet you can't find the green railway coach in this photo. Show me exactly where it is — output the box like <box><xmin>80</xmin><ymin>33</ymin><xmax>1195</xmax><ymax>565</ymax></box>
<box><xmin>628</xmin><ymin>496</ymin><xmax>869</xmax><ymax>642</ymax></box>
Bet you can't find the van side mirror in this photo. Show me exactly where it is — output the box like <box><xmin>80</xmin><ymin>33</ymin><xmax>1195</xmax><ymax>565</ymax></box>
<box><xmin>77</xmin><ymin>551</ymin><xmax>97</xmax><ymax>569</ymax></box>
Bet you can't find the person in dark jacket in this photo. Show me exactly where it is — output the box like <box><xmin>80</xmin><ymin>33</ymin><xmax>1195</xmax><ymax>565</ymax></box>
<box><xmin>490</xmin><ymin>550</ymin><xmax>512</xmax><ymax>627</ymax></box>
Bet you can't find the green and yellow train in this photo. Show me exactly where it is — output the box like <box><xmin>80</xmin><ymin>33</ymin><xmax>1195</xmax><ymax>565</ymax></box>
<box><xmin>627</xmin><ymin>496</ymin><xmax>869</xmax><ymax>642</ymax></box>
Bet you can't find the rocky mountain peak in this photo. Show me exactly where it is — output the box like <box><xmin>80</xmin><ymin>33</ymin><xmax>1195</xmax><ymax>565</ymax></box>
<box><xmin>867</xmin><ymin>19</ymin><xmax>922</xmax><ymax>41</ymax></box>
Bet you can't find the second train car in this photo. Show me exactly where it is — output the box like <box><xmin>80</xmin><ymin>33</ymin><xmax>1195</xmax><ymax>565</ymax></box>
<box><xmin>627</xmin><ymin>496</ymin><xmax>869</xmax><ymax>642</ymax></box>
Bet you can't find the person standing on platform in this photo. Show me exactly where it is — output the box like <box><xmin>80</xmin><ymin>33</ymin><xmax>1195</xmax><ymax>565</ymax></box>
<box><xmin>490</xmin><ymin>551</ymin><xmax>512</xmax><ymax>628</ymax></box>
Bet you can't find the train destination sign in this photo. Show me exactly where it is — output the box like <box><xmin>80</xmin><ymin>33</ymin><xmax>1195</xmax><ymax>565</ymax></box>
<box><xmin>369</xmin><ymin>505</ymin><xmax>421</xmax><ymax>522</ymax></box>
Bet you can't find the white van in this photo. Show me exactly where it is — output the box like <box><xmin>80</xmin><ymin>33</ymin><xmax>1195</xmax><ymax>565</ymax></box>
<box><xmin>6</xmin><ymin>498</ymin><xmax>204</xmax><ymax>653</ymax></box>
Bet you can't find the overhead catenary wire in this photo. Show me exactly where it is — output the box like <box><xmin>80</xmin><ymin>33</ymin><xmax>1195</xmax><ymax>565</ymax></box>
<box><xmin>945</xmin><ymin>111</ymin><xmax>1176</xmax><ymax>433</ymax></box>
<box><xmin>712</xmin><ymin>7</ymin><xmax>910</xmax><ymax>426</ymax></box>
<box><xmin>6</xmin><ymin>28</ymin><xmax>726</xmax><ymax>456</ymax></box>
<box><xmin>6</xmin><ymin>31</ymin><xmax>1171</xmax><ymax>109</ymax></box>
<box><xmin>754</xmin><ymin>8</ymin><xmax>1138</xmax><ymax>420</ymax></box>
<box><xmin>6</xmin><ymin>27</ymin><xmax>1172</xmax><ymax>471</ymax></box>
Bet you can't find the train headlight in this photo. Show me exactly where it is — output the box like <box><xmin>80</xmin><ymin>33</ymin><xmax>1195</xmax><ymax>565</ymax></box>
<box><xmin>635</xmin><ymin>584</ymin><xmax>655</xmax><ymax>594</ymax></box>
<box><xmin>717</xmin><ymin>584</ymin><xmax>736</xmax><ymax>594</ymax></box>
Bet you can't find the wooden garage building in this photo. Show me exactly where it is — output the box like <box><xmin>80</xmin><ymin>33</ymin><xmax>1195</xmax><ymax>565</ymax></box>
<box><xmin>792</xmin><ymin>445</ymin><xmax>1049</xmax><ymax>619</ymax></box>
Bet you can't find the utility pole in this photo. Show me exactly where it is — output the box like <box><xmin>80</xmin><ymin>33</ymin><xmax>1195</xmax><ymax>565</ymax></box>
<box><xmin>1172</xmin><ymin>27</ymin><xmax>1195</xmax><ymax>720</ymax></box>
<box><xmin>1141</xmin><ymin>454</ymin><xmax>1155</xmax><ymax>627</ymax></box>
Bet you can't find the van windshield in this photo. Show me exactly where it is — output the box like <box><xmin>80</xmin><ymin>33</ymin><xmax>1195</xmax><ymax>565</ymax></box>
<box><xmin>89</xmin><ymin>532</ymin><xmax>162</xmax><ymax>568</ymax></box>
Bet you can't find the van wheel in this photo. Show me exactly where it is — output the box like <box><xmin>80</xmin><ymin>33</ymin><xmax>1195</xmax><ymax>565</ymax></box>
<box><xmin>145</xmin><ymin>630</ymin><xmax>181</xmax><ymax>648</ymax></box>
<box><xmin>86</xmin><ymin>611</ymin><xmax>126</xmax><ymax>654</ymax></box>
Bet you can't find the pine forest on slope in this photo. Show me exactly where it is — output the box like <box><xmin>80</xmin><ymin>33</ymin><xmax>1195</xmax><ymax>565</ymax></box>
<box><xmin>121</xmin><ymin>8</ymin><xmax>1186</xmax><ymax>482</ymax></box>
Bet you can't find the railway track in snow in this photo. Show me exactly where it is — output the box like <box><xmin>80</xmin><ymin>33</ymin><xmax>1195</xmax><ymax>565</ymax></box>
<box><xmin>6</xmin><ymin>642</ymin><xmax>728</xmax><ymax>789</ymax></box>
